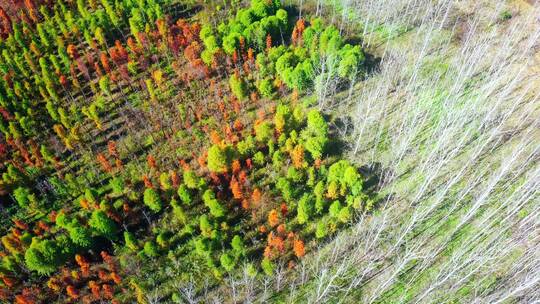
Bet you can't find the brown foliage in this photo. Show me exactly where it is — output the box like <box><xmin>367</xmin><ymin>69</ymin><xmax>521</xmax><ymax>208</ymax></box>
<box><xmin>251</xmin><ymin>188</ymin><xmax>261</xmax><ymax>205</ymax></box>
<box><xmin>280</xmin><ymin>202</ymin><xmax>288</xmax><ymax>217</ymax></box>
<box><xmin>143</xmin><ymin>175</ymin><xmax>153</xmax><ymax>188</ymax></box>
<box><xmin>230</xmin><ymin>177</ymin><xmax>243</xmax><ymax>200</ymax></box>
<box><xmin>268</xmin><ymin>209</ymin><xmax>279</xmax><ymax>227</ymax></box>
<box><xmin>102</xmin><ymin>284</ymin><xmax>114</xmax><ymax>299</ymax></box>
<box><xmin>66</xmin><ymin>285</ymin><xmax>80</xmax><ymax>299</ymax></box>
<box><xmin>266</xmin><ymin>34</ymin><xmax>272</xmax><ymax>52</ymax></box>
<box><xmin>107</xmin><ymin>141</ymin><xmax>118</xmax><ymax>158</ymax></box>
<box><xmin>97</xmin><ymin>153</ymin><xmax>113</xmax><ymax>173</ymax></box>
<box><xmin>293</xmin><ymin>239</ymin><xmax>305</xmax><ymax>258</ymax></box>
<box><xmin>291</xmin><ymin>145</ymin><xmax>305</xmax><ymax>169</ymax></box>
<box><xmin>231</xmin><ymin>159</ymin><xmax>241</xmax><ymax>174</ymax></box>
<box><xmin>13</xmin><ymin>219</ymin><xmax>28</xmax><ymax>230</ymax></box>
<box><xmin>147</xmin><ymin>154</ymin><xmax>157</xmax><ymax>169</ymax></box>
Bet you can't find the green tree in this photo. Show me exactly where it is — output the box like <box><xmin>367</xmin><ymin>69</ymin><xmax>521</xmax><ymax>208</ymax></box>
<box><xmin>255</xmin><ymin>121</ymin><xmax>273</xmax><ymax>142</ymax></box>
<box><xmin>329</xmin><ymin>200</ymin><xmax>341</xmax><ymax>218</ymax></box>
<box><xmin>229</xmin><ymin>73</ymin><xmax>248</xmax><ymax>101</ymax></box>
<box><xmin>199</xmin><ymin>214</ymin><xmax>213</xmax><ymax>238</ymax></box>
<box><xmin>25</xmin><ymin>239</ymin><xmax>63</xmax><ymax>274</ymax></box>
<box><xmin>183</xmin><ymin>170</ymin><xmax>199</xmax><ymax>189</ymax></box>
<box><xmin>124</xmin><ymin>231</ymin><xmax>138</xmax><ymax>251</ymax></box>
<box><xmin>220</xmin><ymin>253</ymin><xmax>235</xmax><ymax>271</ymax></box>
<box><xmin>36</xmin><ymin>23</ymin><xmax>51</xmax><ymax>48</ymax></box>
<box><xmin>301</xmin><ymin>110</ymin><xmax>328</xmax><ymax>160</ymax></box>
<box><xmin>222</xmin><ymin>32</ymin><xmax>242</xmax><ymax>55</ymax></box>
<box><xmin>207</xmin><ymin>144</ymin><xmax>231</xmax><ymax>173</ymax></box>
<box><xmin>202</xmin><ymin>189</ymin><xmax>226</xmax><ymax>218</ymax></box>
<box><xmin>109</xmin><ymin>177</ymin><xmax>125</xmax><ymax>195</ymax></box>
<box><xmin>89</xmin><ymin>210</ymin><xmax>118</xmax><ymax>240</ymax></box>
<box><xmin>85</xmin><ymin>188</ymin><xmax>98</xmax><ymax>205</ymax></box>
<box><xmin>237</xmin><ymin>135</ymin><xmax>256</xmax><ymax>156</ymax></box>
<box><xmin>261</xmin><ymin>257</ymin><xmax>274</xmax><ymax>276</ymax></box>
<box><xmin>99</xmin><ymin>76</ymin><xmax>111</xmax><ymax>95</ymax></box>
<box><xmin>231</xmin><ymin>235</ymin><xmax>245</xmax><ymax>257</ymax></box>
<box><xmin>13</xmin><ymin>187</ymin><xmax>32</xmax><ymax>208</ymax></box>
<box><xmin>129</xmin><ymin>8</ymin><xmax>144</xmax><ymax>37</ymax></box>
<box><xmin>297</xmin><ymin>193</ymin><xmax>314</xmax><ymax>224</ymax></box>
<box><xmin>143</xmin><ymin>241</ymin><xmax>159</xmax><ymax>257</ymax></box>
<box><xmin>143</xmin><ymin>188</ymin><xmax>163</xmax><ymax>213</ymax></box>
<box><xmin>159</xmin><ymin>172</ymin><xmax>171</xmax><ymax>190</ymax></box>
<box><xmin>338</xmin><ymin>206</ymin><xmax>351</xmax><ymax>223</ymax></box>
<box><xmin>177</xmin><ymin>184</ymin><xmax>192</xmax><ymax>205</ymax></box>
<box><xmin>338</xmin><ymin>45</ymin><xmax>364</xmax><ymax>79</ymax></box>
<box><xmin>258</xmin><ymin>78</ymin><xmax>274</xmax><ymax>97</ymax></box>
<box><xmin>315</xmin><ymin>220</ymin><xmax>327</xmax><ymax>239</ymax></box>
<box><xmin>67</xmin><ymin>221</ymin><xmax>93</xmax><ymax>248</ymax></box>
<box><xmin>276</xmin><ymin>177</ymin><xmax>293</xmax><ymax>202</ymax></box>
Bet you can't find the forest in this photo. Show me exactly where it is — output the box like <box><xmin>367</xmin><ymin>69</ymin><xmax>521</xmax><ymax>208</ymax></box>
<box><xmin>0</xmin><ymin>0</ymin><xmax>538</xmax><ymax>303</ymax></box>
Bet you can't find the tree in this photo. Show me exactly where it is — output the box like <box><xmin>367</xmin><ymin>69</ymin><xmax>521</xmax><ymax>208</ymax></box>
<box><xmin>143</xmin><ymin>241</ymin><xmax>159</xmax><ymax>257</ymax></box>
<box><xmin>110</xmin><ymin>177</ymin><xmax>125</xmax><ymax>195</ymax></box>
<box><xmin>24</xmin><ymin>239</ymin><xmax>63</xmax><ymax>274</ymax></box>
<box><xmin>229</xmin><ymin>73</ymin><xmax>248</xmax><ymax>100</ymax></box>
<box><xmin>230</xmin><ymin>177</ymin><xmax>243</xmax><ymax>199</ymax></box>
<box><xmin>261</xmin><ymin>257</ymin><xmax>274</xmax><ymax>275</ymax></box>
<box><xmin>220</xmin><ymin>253</ymin><xmax>235</xmax><ymax>271</ymax></box>
<box><xmin>222</xmin><ymin>32</ymin><xmax>242</xmax><ymax>55</ymax></box>
<box><xmin>89</xmin><ymin>210</ymin><xmax>118</xmax><ymax>240</ymax></box>
<box><xmin>315</xmin><ymin>220</ymin><xmax>327</xmax><ymax>239</ymax></box>
<box><xmin>199</xmin><ymin>214</ymin><xmax>213</xmax><ymax>238</ymax></box>
<box><xmin>297</xmin><ymin>194</ymin><xmax>314</xmax><ymax>224</ymax></box>
<box><xmin>276</xmin><ymin>177</ymin><xmax>293</xmax><ymax>202</ymax></box>
<box><xmin>159</xmin><ymin>172</ymin><xmax>171</xmax><ymax>190</ymax></box>
<box><xmin>291</xmin><ymin>144</ymin><xmax>305</xmax><ymax>168</ymax></box>
<box><xmin>67</xmin><ymin>222</ymin><xmax>93</xmax><ymax>248</ymax></box>
<box><xmin>293</xmin><ymin>239</ymin><xmax>305</xmax><ymax>257</ymax></box>
<box><xmin>36</xmin><ymin>23</ymin><xmax>51</xmax><ymax>48</ymax></box>
<box><xmin>338</xmin><ymin>45</ymin><xmax>364</xmax><ymax>79</ymax></box>
<box><xmin>255</xmin><ymin>121</ymin><xmax>273</xmax><ymax>142</ymax></box>
<box><xmin>258</xmin><ymin>78</ymin><xmax>274</xmax><ymax>97</ymax></box>
<box><xmin>231</xmin><ymin>235</ymin><xmax>245</xmax><ymax>257</ymax></box>
<box><xmin>207</xmin><ymin>144</ymin><xmax>231</xmax><ymax>173</ymax></box>
<box><xmin>302</xmin><ymin>110</ymin><xmax>328</xmax><ymax>160</ymax></box>
<box><xmin>268</xmin><ymin>209</ymin><xmax>279</xmax><ymax>227</ymax></box>
<box><xmin>13</xmin><ymin>187</ymin><xmax>33</xmax><ymax>208</ymax></box>
<box><xmin>237</xmin><ymin>135</ymin><xmax>256</xmax><ymax>156</ymax></box>
<box><xmin>124</xmin><ymin>231</ymin><xmax>138</xmax><ymax>251</ymax></box>
<box><xmin>99</xmin><ymin>76</ymin><xmax>111</xmax><ymax>95</ymax></box>
<box><xmin>183</xmin><ymin>170</ymin><xmax>199</xmax><ymax>189</ymax></box>
<box><xmin>143</xmin><ymin>188</ymin><xmax>163</xmax><ymax>213</ymax></box>
<box><xmin>338</xmin><ymin>206</ymin><xmax>351</xmax><ymax>223</ymax></box>
<box><xmin>177</xmin><ymin>184</ymin><xmax>192</xmax><ymax>205</ymax></box>
<box><xmin>329</xmin><ymin>200</ymin><xmax>341</xmax><ymax>218</ymax></box>
<box><xmin>202</xmin><ymin>189</ymin><xmax>226</xmax><ymax>218</ymax></box>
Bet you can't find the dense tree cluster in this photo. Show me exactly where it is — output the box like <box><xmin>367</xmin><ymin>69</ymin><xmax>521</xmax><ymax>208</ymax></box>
<box><xmin>0</xmin><ymin>0</ymin><xmax>374</xmax><ymax>302</ymax></box>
